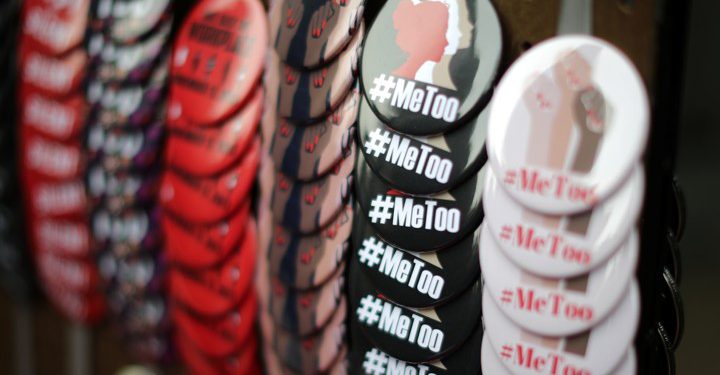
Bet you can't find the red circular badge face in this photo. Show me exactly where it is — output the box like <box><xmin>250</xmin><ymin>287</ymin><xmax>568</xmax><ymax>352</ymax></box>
<box><xmin>25</xmin><ymin>177</ymin><xmax>87</xmax><ymax>219</ymax></box>
<box><xmin>36</xmin><ymin>251</ymin><xmax>99</xmax><ymax>293</ymax></box>
<box><xmin>21</xmin><ymin>126</ymin><xmax>84</xmax><ymax>180</ymax></box>
<box><xmin>22</xmin><ymin>0</ymin><xmax>90</xmax><ymax>55</ymax></box>
<box><xmin>169</xmin><ymin>0</ymin><xmax>267</xmax><ymax>126</ymax></box>
<box><xmin>20</xmin><ymin>89</ymin><xmax>86</xmax><ymax>141</ymax></box>
<box><xmin>164</xmin><ymin>200</ymin><xmax>250</xmax><ymax>269</ymax></box>
<box><xmin>20</xmin><ymin>43</ymin><xmax>86</xmax><ymax>97</ymax></box>
<box><xmin>165</xmin><ymin>87</ymin><xmax>262</xmax><ymax>177</ymax></box>
<box><xmin>32</xmin><ymin>218</ymin><xmax>91</xmax><ymax>258</ymax></box>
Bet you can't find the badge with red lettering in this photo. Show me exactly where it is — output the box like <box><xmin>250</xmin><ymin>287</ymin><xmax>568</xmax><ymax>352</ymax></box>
<box><xmin>659</xmin><ymin>268</ymin><xmax>683</xmax><ymax>351</ymax></box>
<box><xmin>172</xmin><ymin>292</ymin><xmax>258</xmax><ymax>357</ymax></box>
<box><xmin>481</xmin><ymin>334</ymin><xmax>638</xmax><ymax>375</ymax></box>
<box><xmin>22</xmin><ymin>0</ymin><xmax>90</xmax><ymax>55</ymax></box>
<box><xmin>360</xmin><ymin>0</ymin><xmax>501</xmax><ymax>136</ymax></box>
<box><xmin>353</xmin><ymin>209</ymin><xmax>480</xmax><ymax>308</ymax></box>
<box><xmin>91</xmin><ymin>206</ymin><xmax>163</xmax><ymax>257</ymax></box>
<box><xmin>355</xmin><ymin>150</ymin><xmax>486</xmax><ymax>252</ymax></box>
<box><xmin>168</xmin><ymin>0</ymin><xmax>267</xmax><ymax>126</ymax></box>
<box><xmin>107</xmin><ymin>0</ymin><xmax>172</xmax><ymax>43</ymax></box>
<box><xmin>86</xmin><ymin>120</ymin><xmax>164</xmax><ymax>172</ymax></box>
<box><xmin>271</xmin><ymin>88</ymin><xmax>359</xmax><ymax>182</ymax></box>
<box><xmin>176</xmin><ymin>330</ymin><xmax>258</xmax><ymax>374</ymax></box>
<box><xmin>20</xmin><ymin>90</ymin><xmax>86</xmax><ymax>141</ymax></box>
<box><xmin>266</xmin><ymin>204</ymin><xmax>352</xmax><ymax>290</ymax></box>
<box><xmin>267</xmin><ymin>265</ymin><xmax>345</xmax><ymax>337</ymax></box>
<box><xmin>164</xmin><ymin>202</ymin><xmax>250</xmax><ymax>269</ymax></box>
<box><xmin>20</xmin><ymin>45</ymin><xmax>86</xmax><ymax>97</ymax></box>
<box><xmin>270</xmin><ymin>23</ymin><xmax>363</xmax><ymax>125</ymax></box>
<box><xmin>272</xmin><ymin>144</ymin><xmax>355</xmax><ymax>234</ymax></box>
<box><xmin>32</xmin><ymin>218</ymin><xmax>91</xmax><ymax>258</ymax></box>
<box><xmin>168</xmin><ymin>219</ymin><xmax>256</xmax><ymax>317</ymax></box>
<box><xmin>487</xmin><ymin>36</ymin><xmax>650</xmax><ymax>214</ymax></box>
<box><xmin>483</xmin><ymin>166</ymin><xmax>643</xmax><ymax>278</ymax></box>
<box><xmin>482</xmin><ymin>282</ymin><xmax>639</xmax><ymax>375</ymax></box>
<box><xmin>481</xmin><ymin>224</ymin><xmax>639</xmax><ymax>336</ymax></box>
<box><xmin>350</xmin><ymin>312</ymin><xmax>483</xmax><ymax>375</ymax></box>
<box><xmin>159</xmin><ymin>138</ymin><xmax>260</xmax><ymax>224</ymax></box>
<box><xmin>269</xmin><ymin>0</ymin><xmax>364</xmax><ymax>69</ymax></box>
<box><xmin>359</xmin><ymin>94</ymin><xmax>488</xmax><ymax>194</ymax></box>
<box><xmin>165</xmin><ymin>87</ymin><xmax>262</xmax><ymax>176</ymax></box>
<box><xmin>350</xmin><ymin>264</ymin><xmax>482</xmax><ymax>363</ymax></box>
<box><xmin>259</xmin><ymin>297</ymin><xmax>347</xmax><ymax>374</ymax></box>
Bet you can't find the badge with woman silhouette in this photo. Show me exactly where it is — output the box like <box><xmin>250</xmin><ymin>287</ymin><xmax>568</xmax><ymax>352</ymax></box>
<box><xmin>361</xmin><ymin>0</ymin><xmax>501</xmax><ymax>136</ymax></box>
<box><xmin>487</xmin><ymin>36</ymin><xmax>650</xmax><ymax>214</ymax></box>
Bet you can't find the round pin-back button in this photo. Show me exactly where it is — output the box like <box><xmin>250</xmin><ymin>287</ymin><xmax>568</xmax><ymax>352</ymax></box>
<box><xmin>668</xmin><ymin>176</ymin><xmax>686</xmax><ymax>240</ymax></box>
<box><xmin>360</xmin><ymin>0</ymin><xmax>501</xmax><ymax>136</ymax></box>
<box><xmin>271</xmin><ymin>23</ymin><xmax>363</xmax><ymax>125</ymax></box>
<box><xmin>25</xmin><ymin>178</ymin><xmax>87</xmax><ymax>218</ymax></box>
<box><xmin>483</xmin><ymin>280</ymin><xmax>640</xmax><ymax>375</ymax></box>
<box><xmin>22</xmin><ymin>0</ymin><xmax>90</xmax><ymax>55</ymax></box>
<box><xmin>481</xmin><ymin>334</ymin><xmax>637</xmax><ymax>375</ymax></box>
<box><xmin>165</xmin><ymin>87</ymin><xmax>262</xmax><ymax>177</ymax></box>
<box><xmin>355</xmin><ymin>149</ymin><xmax>487</xmax><ymax>252</ymax></box>
<box><xmin>21</xmin><ymin>90</ymin><xmax>86</xmax><ymax>141</ymax></box>
<box><xmin>32</xmin><ymin>218</ymin><xmax>91</xmax><ymax>258</ymax></box>
<box><xmin>20</xmin><ymin>45</ymin><xmax>86</xmax><ymax>97</ymax></box>
<box><xmin>481</xmin><ymin>223</ymin><xmax>639</xmax><ymax>336</ymax></box>
<box><xmin>86</xmin><ymin>120</ymin><xmax>163</xmax><ymax>173</ymax></box>
<box><xmin>268</xmin><ymin>264</ymin><xmax>345</xmax><ymax>337</ymax></box>
<box><xmin>487</xmin><ymin>36</ymin><xmax>650</xmax><ymax>214</ymax></box>
<box><xmin>353</xmin><ymin>207</ymin><xmax>480</xmax><ymax>308</ymax></box>
<box><xmin>159</xmin><ymin>138</ymin><xmax>260</xmax><ymax>224</ymax></box>
<box><xmin>483</xmin><ymin>165</ymin><xmax>643</xmax><ymax>278</ymax></box>
<box><xmin>91</xmin><ymin>206</ymin><xmax>162</xmax><ymax>256</ymax></box>
<box><xmin>649</xmin><ymin>322</ymin><xmax>676</xmax><ymax>375</ymax></box>
<box><xmin>99</xmin><ymin>252</ymin><xmax>165</xmax><ymax>297</ymax></box>
<box><xmin>350</xmin><ymin>307</ymin><xmax>484</xmax><ymax>375</ymax></box>
<box><xmin>168</xmin><ymin>218</ymin><xmax>256</xmax><ymax>317</ymax></box>
<box><xmin>172</xmin><ymin>292</ymin><xmax>258</xmax><ymax>358</ymax></box>
<box><xmin>259</xmin><ymin>297</ymin><xmax>347</xmax><ymax>374</ymax></box>
<box><xmin>359</xmin><ymin>94</ymin><xmax>488</xmax><ymax>195</ymax></box>
<box><xmin>115</xmin><ymin>296</ymin><xmax>169</xmax><ymax>336</ymax></box>
<box><xmin>272</xmin><ymin>143</ymin><xmax>355</xmax><ymax>235</ymax></box>
<box><xmin>269</xmin><ymin>0</ymin><xmax>364</xmax><ymax>70</ymax></box>
<box><xmin>87</xmin><ymin>164</ymin><xmax>160</xmax><ymax>213</ymax></box>
<box><xmin>21</xmin><ymin>127</ymin><xmax>84</xmax><ymax>180</ymax></box>
<box><xmin>663</xmin><ymin>230</ymin><xmax>682</xmax><ymax>285</ymax></box>
<box><xmin>43</xmin><ymin>284</ymin><xmax>106</xmax><ymax>324</ymax></box>
<box><xmin>169</xmin><ymin>0</ymin><xmax>267</xmax><ymax>126</ymax></box>
<box><xmin>36</xmin><ymin>252</ymin><xmax>99</xmax><ymax>293</ymax></box>
<box><xmin>350</xmin><ymin>264</ymin><xmax>482</xmax><ymax>363</ymax></box>
<box><xmin>271</xmin><ymin>88</ymin><xmax>359</xmax><ymax>182</ymax></box>
<box><xmin>659</xmin><ymin>268</ymin><xmax>684</xmax><ymax>351</ymax></box>
<box><xmin>177</xmin><ymin>331</ymin><xmax>258</xmax><ymax>375</ymax></box>
<box><xmin>109</xmin><ymin>0</ymin><xmax>172</xmax><ymax>43</ymax></box>
<box><xmin>164</xmin><ymin>201</ymin><xmax>250</xmax><ymax>269</ymax></box>
<box><xmin>266</xmin><ymin>204</ymin><xmax>351</xmax><ymax>290</ymax></box>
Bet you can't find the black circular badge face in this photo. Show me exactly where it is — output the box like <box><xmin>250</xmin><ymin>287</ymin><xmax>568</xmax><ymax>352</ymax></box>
<box><xmin>659</xmin><ymin>268</ymin><xmax>684</xmax><ymax>351</ymax></box>
<box><xmin>360</xmin><ymin>0</ymin><xmax>501</xmax><ymax>136</ymax></box>
<box><xmin>358</xmin><ymin>94</ymin><xmax>488</xmax><ymax>194</ymax></box>
<box><xmin>350</xmin><ymin>313</ymin><xmax>483</xmax><ymax>375</ymax></box>
<box><xmin>355</xmin><ymin>150</ymin><xmax>486</xmax><ymax>252</ymax></box>
<box><xmin>352</xmin><ymin>207</ymin><xmax>480</xmax><ymax>308</ymax></box>
<box><xmin>349</xmin><ymin>264</ymin><xmax>482</xmax><ymax>363</ymax></box>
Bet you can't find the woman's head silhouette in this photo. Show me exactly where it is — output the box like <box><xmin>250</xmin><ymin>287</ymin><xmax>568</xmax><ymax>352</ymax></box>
<box><xmin>392</xmin><ymin>0</ymin><xmax>449</xmax><ymax>80</ymax></box>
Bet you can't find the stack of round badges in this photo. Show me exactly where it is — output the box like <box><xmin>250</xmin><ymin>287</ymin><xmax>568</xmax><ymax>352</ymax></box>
<box><xmin>84</xmin><ymin>0</ymin><xmax>174</xmax><ymax>362</ymax></box>
<box><xmin>481</xmin><ymin>36</ymin><xmax>649</xmax><ymax>374</ymax></box>
<box><xmin>257</xmin><ymin>0</ymin><xmax>365</xmax><ymax>373</ymax></box>
<box><xmin>16</xmin><ymin>0</ymin><xmax>107</xmax><ymax>324</ymax></box>
<box><xmin>350</xmin><ymin>0</ymin><xmax>501</xmax><ymax>373</ymax></box>
<box><xmin>160</xmin><ymin>0</ymin><xmax>266</xmax><ymax>373</ymax></box>
<box><xmin>0</xmin><ymin>0</ymin><xmax>35</xmax><ymax>299</ymax></box>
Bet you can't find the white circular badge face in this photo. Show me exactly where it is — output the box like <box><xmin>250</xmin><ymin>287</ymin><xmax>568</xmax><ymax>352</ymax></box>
<box><xmin>483</xmin><ymin>281</ymin><xmax>639</xmax><ymax>375</ymax></box>
<box><xmin>487</xmin><ymin>36</ymin><xmax>649</xmax><ymax>214</ymax></box>
<box><xmin>483</xmin><ymin>165</ymin><xmax>643</xmax><ymax>278</ymax></box>
<box><xmin>480</xmin><ymin>224</ymin><xmax>638</xmax><ymax>336</ymax></box>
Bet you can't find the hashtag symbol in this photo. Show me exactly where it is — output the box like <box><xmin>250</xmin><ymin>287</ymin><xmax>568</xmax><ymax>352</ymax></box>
<box><xmin>364</xmin><ymin>129</ymin><xmax>391</xmax><ymax>158</ymax></box>
<box><xmin>356</xmin><ymin>295</ymin><xmax>383</xmax><ymax>326</ymax></box>
<box><xmin>501</xmin><ymin>345</ymin><xmax>513</xmax><ymax>360</ymax></box>
<box><xmin>363</xmin><ymin>348</ymin><xmax>388</xmax><ymax>375</ymax></box>
<box><xmin>501</xmin><ymin>289</ymin><xmax>513</xmax><ymax>304</ymax></box>
<box><xmin>358</xmin><ymin>236</ymin><xmax>385</xmax><ymax>268</ymax></box>
<box><xmin>368</xmin><ymin>195</ymin><xmax>394</xmax><ymax>225</ymax></box>
<box><xmin>504</xmin><ymin>170</ymin><xmax>517</xmax><ymax>185</ymax></box>
<box><xmin>368</xmin><ymin>74</ymin><xmax>396</xmax><ymax>103</ymax></box>
<box><xmin>500</xmin><ymin>225</ymin><xmax>512</xmax><ymax>241</ymax></box>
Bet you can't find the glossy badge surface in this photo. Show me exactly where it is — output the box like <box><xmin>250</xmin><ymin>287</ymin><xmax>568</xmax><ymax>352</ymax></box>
<box><xmin>487</xmin><ymin>36</ymin><xmax>649</xmax><ymax>214</ymax></box>
<box><xmin>360</xmin><ymin>0</ymin><xmax>501</xmax><ymax>136</ymax></box>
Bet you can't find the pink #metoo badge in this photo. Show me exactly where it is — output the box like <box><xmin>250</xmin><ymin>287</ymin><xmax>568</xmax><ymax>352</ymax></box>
<box><xmin>483</xmin><ymin>166</ymin><xmax>643</xmax><ymax>277</ymax></box>
<box><xmin>487</xmin><ymin>36</ymin><xmax>649</xmax><ymax>214</ymax></box>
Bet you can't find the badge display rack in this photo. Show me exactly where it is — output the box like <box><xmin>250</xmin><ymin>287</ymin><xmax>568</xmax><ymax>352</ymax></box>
<box><xmin>0</xmin><ymin>0</ymin><xmax>688</xmax><ymax>374</ymax></box>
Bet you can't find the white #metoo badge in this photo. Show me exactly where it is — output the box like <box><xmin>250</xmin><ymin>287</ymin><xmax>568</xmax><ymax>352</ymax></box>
<box><xmin>480</xmin><ymin>334</ymin><xmax>637</xmax><ymax>375</ymax></box>
<box><xmin>483</xmin><ymin>282</ymin><xmax>639</xmax><ymax>375</ymax></box>
<box><xmin>483</xmin><ymin>166</ymin><xmax>643</xmax><ymax>277</ymax></box>
<box><xmin>487</xmin><ymin>36</ymin><xmax>649</xmax><ymax>214</ymax></box>
<box><xmin>480</xmin><ymin>224</ymin><xmax>638</xmax><ymax>336</ymax></box>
